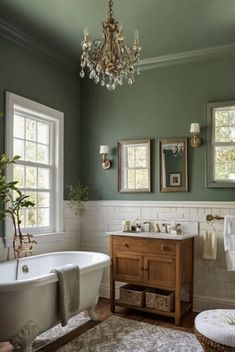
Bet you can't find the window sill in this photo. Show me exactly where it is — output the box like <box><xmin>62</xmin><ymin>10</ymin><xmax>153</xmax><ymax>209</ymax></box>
<box><xmin>3</xmin><ymin>231</ymin><xmax>66</xmax><ymax>248</ymax></box>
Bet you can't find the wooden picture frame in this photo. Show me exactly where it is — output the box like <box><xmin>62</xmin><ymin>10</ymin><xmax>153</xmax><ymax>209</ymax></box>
<box><xmin>169</xmin><ymin>172</ymin><xmax>181</xmax><ymax>187</ymax></box>
<box><xmin>118</xmin><ymin>139</ymin><xmax>151</xmax><ymax>193</ymax></box>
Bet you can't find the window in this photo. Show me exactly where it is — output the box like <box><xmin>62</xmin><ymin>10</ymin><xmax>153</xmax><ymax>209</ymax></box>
<box><xmin>207</xmin><ymin>101</ymin><xmax>235</xmax><ymax>187</ymax></box>
<box><xmin>5</xmin><ymin>92</ymin><xmax>64</xmax><ymax>236</ymax></box>
<box><xmin>118</xmin><ymin>139</ymin><xmax>151</xmax><ymax>192</ymax></box>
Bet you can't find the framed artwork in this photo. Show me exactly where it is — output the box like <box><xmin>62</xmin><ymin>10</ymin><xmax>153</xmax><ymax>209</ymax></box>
<box><xmin>169</xmin><ymin>172</ymin><xmax>181</xmax><ymax>187</ymax></box>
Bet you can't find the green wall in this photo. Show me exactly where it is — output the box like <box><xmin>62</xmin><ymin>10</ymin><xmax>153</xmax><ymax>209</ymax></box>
<box><xmin>80</xmin><ymin>56</ymin><xmax>235</xmax><ymax>200</ymax></box>
<box><xmin>0</xmin><ymin>35</ymin><xmax>80</xmax><ymax>190</ymax></box>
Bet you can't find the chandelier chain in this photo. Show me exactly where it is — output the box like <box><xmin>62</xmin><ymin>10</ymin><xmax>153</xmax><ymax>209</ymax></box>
<box><xmin>108</xmin><ymin>0</ymin><xmax>113</xmax><ymax>18</ymax></box>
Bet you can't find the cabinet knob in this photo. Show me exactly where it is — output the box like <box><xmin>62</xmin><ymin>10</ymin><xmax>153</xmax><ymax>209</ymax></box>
<box><xmin>124</xmin><ymin>243</ymin><xmax>129</xmax><ymax>248</ymax></box>
<box><xmin>144</xmin><ymin>268</ymin><xmax>148</xmax><ymax>271</ymax></box>
<box><xmin>161</xmin><ymin>244</ymin><xmax>166</xmax><ymax>250</ymax></box>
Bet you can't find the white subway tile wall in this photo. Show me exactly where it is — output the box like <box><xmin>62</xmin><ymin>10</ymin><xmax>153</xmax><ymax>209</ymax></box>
<box><xmin>0</xmin><ymin>202</ymin><xmax>80</xmax><ymax>261</ymax></box>
<box><xmin>1</xmin><ymin>200</ymin><xmax>235</xmax><ymax>312</ymax></box>
<box><xmin>80</xmin><ymin>201</ymin><xmax>235</xmax><ymax>312</ymax></box>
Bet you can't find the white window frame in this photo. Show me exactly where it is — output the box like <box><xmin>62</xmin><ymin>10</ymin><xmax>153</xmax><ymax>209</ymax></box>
<box><xmin>118</xmin><ymin>139</ymin><xmax>151</xmax><ymax>193</ymax></box>
<box><xmin>207</xmin><ymin>100</ymin><xmax>235</xmax><ymax>187</ymax></box>
<box><xmin>4</xmin><ymin>92</ymin><xmax>64</xmax><ymax>243</ymax></box>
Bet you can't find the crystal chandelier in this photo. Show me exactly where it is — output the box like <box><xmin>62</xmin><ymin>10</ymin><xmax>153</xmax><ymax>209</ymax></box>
<box><xmin>80</xmin><ymin>0</ymin><xmax>141</xmax><ymax>90</ymax></box>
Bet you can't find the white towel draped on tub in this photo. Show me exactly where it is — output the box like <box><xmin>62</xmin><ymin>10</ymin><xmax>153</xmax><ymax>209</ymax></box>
<box><xmin>50</xmin><ymin>264</ymin><xmax>80</xmax><ymax>326</ymax></box>
<box><xmin>224</xmin><ymin>215</ymin><xmax>235</xmax><ymax>271</ymax></box>
<box><xmin>203</xmin><ymin>229</ymin><xmax>217</xmax><ymax>260</ymax></box>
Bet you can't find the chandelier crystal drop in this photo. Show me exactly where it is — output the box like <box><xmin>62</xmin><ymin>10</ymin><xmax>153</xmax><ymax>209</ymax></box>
<box><xmin>80</xmin><ymin>0</ymin><xmax>141</xmax><ymax>91</ymax></box>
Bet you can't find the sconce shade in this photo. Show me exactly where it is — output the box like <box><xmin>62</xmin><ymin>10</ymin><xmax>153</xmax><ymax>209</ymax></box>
<box><xmin>100</xmin><ymin>145</ymin><xmax>109</xmax><ymax>154</ymax></box>
<box><xmin>190</xmin><ymin>123</ymin><xmax>200</xmax><ymax>133</ymax></box>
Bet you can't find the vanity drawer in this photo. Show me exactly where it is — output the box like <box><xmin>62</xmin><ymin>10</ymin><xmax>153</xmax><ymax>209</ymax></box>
<box><xmin>112</xmin><ymin>236</ymin><xmax>176</xmax><ymax>256</ymax></box>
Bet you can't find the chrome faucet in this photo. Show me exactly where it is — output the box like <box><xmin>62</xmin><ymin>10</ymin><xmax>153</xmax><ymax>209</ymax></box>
<box><xmin>162</xmin><ymin>223</ymin><xmax>168</xmax><ymax>233</ymax></box>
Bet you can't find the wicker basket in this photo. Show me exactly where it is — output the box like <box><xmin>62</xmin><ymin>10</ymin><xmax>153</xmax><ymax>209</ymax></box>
<box><xmin>195</xmin><ymin>328</ymin><xmax>235</xmax><ymax>352</ymax></box>
<box><xmin>145</xmin><ymin>288</ymin><xmax>174</xmax><ymax>312</ymax></box>
<box><xmin>119</xmin><ymin>284</ymin><xmax>147</xmax><ymax>307</ymax></box>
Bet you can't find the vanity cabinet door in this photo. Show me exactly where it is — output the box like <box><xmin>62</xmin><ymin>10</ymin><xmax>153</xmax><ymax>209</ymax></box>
<box><xmin>144</xmin><ymin>255</ymin><xmax>175</xmax><ymax>290</ymax></box>
<box><xmin>113</xmin><ymin>253</ymin><xmax>144</xmax><ymax>283</ymax></box>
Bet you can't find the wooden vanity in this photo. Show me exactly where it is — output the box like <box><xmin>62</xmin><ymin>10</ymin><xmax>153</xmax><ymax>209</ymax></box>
<box><xmin>109</xmin><ymin>232</ymin><xmax>197</xmax><ymax>325</ymax></box>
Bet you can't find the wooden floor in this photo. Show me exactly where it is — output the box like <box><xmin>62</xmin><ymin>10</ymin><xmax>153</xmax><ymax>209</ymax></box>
<box><xmin>97</xmin><ymin>297</ymin><xmax>196</xmax><ymax>332</ymax></box>
<box><xmin>39</xmin><ymin>297</ymin><xmax>197</xmax><ymax>351</ymax></box>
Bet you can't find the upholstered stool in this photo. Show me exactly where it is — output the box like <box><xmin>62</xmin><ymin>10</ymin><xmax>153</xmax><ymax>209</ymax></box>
<box><xmin>195</xmin><ymin>310</ymin><xmax>235</xmax><ymax>351</ymax></box>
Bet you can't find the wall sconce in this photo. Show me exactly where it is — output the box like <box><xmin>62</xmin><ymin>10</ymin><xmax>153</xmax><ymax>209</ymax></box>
<box><xmin>190</xmin><ymin>123</ymin><xmax>202</xmax><ymax>148</ymax></box>
<box><xmin>99</xmin><ymin>145</ymin><xmax>111</xmax><ymax>170</ymax></box>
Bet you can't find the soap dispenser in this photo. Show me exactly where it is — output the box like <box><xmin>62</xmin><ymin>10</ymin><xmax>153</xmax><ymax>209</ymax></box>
<box><xmin>136</xmin><ymin>219</ymin><xmax>141</xmax><ymax>232</ymax></box>
<box><xmin>175</xmin><ymin>223</ymin><xmax>182</xmax><ymax>235</ymax></box>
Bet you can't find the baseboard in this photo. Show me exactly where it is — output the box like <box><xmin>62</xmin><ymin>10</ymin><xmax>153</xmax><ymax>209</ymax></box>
<box><xmin>99</xmin><ymin>284</ymin><xmax>235</xmax><ymax>313</ymax></box>
<box><xmin>193</xmin><ymin>295</ymin><xmax>235</xmax><ymax>312</ymax></box>
<box><xmin>99</xmin><ymin>283</ymin><xmax>122</xmax><ymax>299</ymax></box>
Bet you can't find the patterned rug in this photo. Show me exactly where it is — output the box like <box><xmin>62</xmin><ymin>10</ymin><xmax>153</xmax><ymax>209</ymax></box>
<box><xmin>57</xmin><ymin>315</ymin><xmax>203</xmax><ymax>352</ymax></box>
<box><xmin>33</xmin><ymin>312</ymin><xmax>90</xmax><ymax>351</ymax></box>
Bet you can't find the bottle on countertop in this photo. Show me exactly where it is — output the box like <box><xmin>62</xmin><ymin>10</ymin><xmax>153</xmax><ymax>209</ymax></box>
<box><xmin>175</xmin><ymin>223</ymin><xmax>182</xmax><ymax>235</ymax></box>
<box><xmin>161</xmin><ymin>223</ymin><xmax>168</xmax><ymax>233</ymax></box>
<box><xmin>155</xmin><ymin>223</ymin><xmax>161</xmax><ymax>233</ymax></box>
<box><xmin>122</xmin><ymin>220</ymin><xmax>131</xmax><ymax>231</ymax></box>
<box><xmin>136</xmin><ymin>219</ymin><xmax>142</xmax><ymax>232</ymax></box>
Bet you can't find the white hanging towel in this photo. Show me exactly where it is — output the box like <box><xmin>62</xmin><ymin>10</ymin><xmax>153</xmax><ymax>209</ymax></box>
<box><xmin>203</xmin><ymin>229</ymin><xmax>217</xmax><ymax>260</ymax></box>
<box><xmin>224</xmin><ymin>215</ymin><xmax>235</xmax><ymax>271</ymax></box>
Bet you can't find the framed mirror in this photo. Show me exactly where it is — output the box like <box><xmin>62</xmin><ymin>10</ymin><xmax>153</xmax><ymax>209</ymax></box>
<box><xmin>159</xmin><ymin>138</ymin><xmax>188</xmax><ymax>192</ymax></box>
<box><xmin>118</xmin><ymin>139</ymin><xmax>151</xmax><ymax>193</ymax></box>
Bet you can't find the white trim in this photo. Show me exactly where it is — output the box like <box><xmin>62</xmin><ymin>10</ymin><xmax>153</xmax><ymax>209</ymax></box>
<box><xmin>0</xmin><ymin>18</ymin><xmax>76</xmax><ymax>72</ymax></box>
<box><xmin>193</xmin><ymin>295</ymin><xmax>235</xmax><ymax>312</ymax></box>
<box><xmin>139</xmin><ymin>43</ymin><xmax>235</xmax><ymax>71</ymax></box>
<box><xmin>86</xmin><ymin>200</ymin><xmax>235</xmax><ymax>208</ymax></box>
<box><xmin>4</xmin><ymin>92</ymin><xmax>64</xmax><ymax>243</ymax></box>
<box><xmin>99</xmin><ymin>283</ymin><xmax>123</xmax><ymax>299</ymax></box>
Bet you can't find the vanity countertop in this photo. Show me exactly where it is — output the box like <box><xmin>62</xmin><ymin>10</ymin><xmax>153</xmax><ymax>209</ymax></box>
<box><xmin>106</xmin><ymin>231</ymin><xmax>198</xmax><ymax>240</ymax></box>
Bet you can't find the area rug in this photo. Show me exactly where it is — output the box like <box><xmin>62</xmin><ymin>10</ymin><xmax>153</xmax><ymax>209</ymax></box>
<box><xmin>57</xmin><ymin>315</ymin><xmax>203</xmax><ymax>352</ymax></box>
<box><xmin>33</xmin><ymin>312</ymin><xmax>90</xmax><ymax>351</ymax></box>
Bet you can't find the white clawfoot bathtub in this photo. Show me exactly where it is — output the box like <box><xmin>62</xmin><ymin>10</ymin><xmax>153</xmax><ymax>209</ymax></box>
<box><xmin>0</xmin><ymin>251</ymin><xmax>110</xmax><ymax>348</ymax></box>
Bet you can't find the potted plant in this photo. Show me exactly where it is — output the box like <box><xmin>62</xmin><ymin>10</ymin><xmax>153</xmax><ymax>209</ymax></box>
<box><xmin>0</xmin><ymin>154</ymin><xmax>37</xmax><ymax>277</ymax></box>
<box><xmin>66</xmin><ymin>182</ymin><xmax>88</xmax><ymax>216</ymax></box>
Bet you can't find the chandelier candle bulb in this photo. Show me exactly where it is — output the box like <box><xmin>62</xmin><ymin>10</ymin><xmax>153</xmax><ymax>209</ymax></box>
<box><xmin>83</xmin><ymin>27</ymin><xmax>89</xmax><ymax>39</ymax></box>
<box><xmin>135</xmin><ymin>29</ymin><xmax>139</xmax><ymax>40</ymax></box>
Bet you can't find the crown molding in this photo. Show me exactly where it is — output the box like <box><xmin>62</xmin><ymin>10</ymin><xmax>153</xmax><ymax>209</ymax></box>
<box><xmin>0</xmin><ymin>18</ymin><xmax>77</xmax><ymax>72</ymax></box>
<box><xmin>139</xmin><ymin>43</ymin><xmax>235</xmax><ymax>71</ymax></box>
<box><xmin>1</xmin><ymin>17</ymin><xmax>235</xmax><ymax>74</ymax></box>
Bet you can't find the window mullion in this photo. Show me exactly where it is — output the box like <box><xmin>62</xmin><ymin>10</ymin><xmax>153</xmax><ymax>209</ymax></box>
<box><xmin>16</xmin><ymin>160</ymin><xmax>53</xmax><ymax>170</ymax></box>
